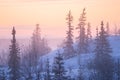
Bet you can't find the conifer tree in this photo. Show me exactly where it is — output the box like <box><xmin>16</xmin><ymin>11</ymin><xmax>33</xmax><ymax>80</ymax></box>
<box><xmin>30</xmin><ymin>24</ymin><xmax>51</xmax><ymax>79</ymax></box>
<box><xmin>8</xmin><ymin>27</ymin><xmax>20</xmax><ymax>80</ymax></box>
<box><xmin>76</xmin><ymin>8</ymin><xmax>87</xmax><ymax>54</ymax></box>
<box><xmin>32</xmin><ymin>24</ymin><xmax>51</xmax><ymax>57</ymax></box>
<box><xmin>32</xmin><ymin>24</ymin><xmax>42</xmax><ymax>58</ymax></box>
<box><xmin>88</xmin><ymin>27</ymin><xmax>99</xmax><ymax>80</ymax></box>
<box><xmin>86</xmin><ymin>22</ymin><xmax>92</xmax><ymax>53</ymax></box>
<box><xmin>31</xmin><ymin>24</ymin><xmax>42</xmax><ymax>79</ymax></box>
<box><xmin>52</xmin><ymin>51</ymin><xmax>67</xmax><ymax>80</ymax></box>
<box><xmin>63</xmin><ymin>10</ymin><xmax>75</xmax><ymax>59</ymax></box>
<box><xmin>94</xmin><ymin>21</ymin><xmax>114</xmax><ymax>80</ymax></box>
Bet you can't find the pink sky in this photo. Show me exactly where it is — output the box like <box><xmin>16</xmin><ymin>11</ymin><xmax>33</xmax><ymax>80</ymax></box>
<box><xmin>0</xmin><ymin>0</ymin><xmax>120</xmax><ymax>39</ymax></box>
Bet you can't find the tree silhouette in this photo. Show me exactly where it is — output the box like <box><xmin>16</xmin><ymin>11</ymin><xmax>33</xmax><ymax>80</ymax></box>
<box><xmin>94</xmin><ymin>21</ymin><xmax>114</xmax><ymax>80</ymax></box>
<box><xmin>63</xmin><ymin>10</ymin><xmax>75</xmax><ymax>59</ymax></box>
<box><xmin>8</xmin><ymin>27</ymin><xmax>20</xmax><ymax>80</ymax></box>
<box><xmin>76</xmin><ymin>8</ymin><xmax>88</xmax><ymax>54</ymax></box>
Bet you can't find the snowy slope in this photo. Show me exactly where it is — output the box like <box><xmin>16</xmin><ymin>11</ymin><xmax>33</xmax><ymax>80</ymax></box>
<box><xmin>1</xmin><ymin>36</ymin><xmax>119</xmax><ymax>80</ymax></box>
<box><xmin>41</xmin><ymin>36</ymin><xmax>120</xmax><ymax>78</ymax></box>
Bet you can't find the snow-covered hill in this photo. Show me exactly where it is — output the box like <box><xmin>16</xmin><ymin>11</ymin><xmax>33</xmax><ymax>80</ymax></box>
<box><xmin>42</xmin><ymin>36</ymin><xmax>120</xmax><ymax>78</ymax></box>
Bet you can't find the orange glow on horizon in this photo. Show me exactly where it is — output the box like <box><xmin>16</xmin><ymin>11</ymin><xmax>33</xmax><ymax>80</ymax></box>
<box><xmin>0</xmin><ymin>0</ymin><xmax>120</xmax><ymax>39</ymax></box>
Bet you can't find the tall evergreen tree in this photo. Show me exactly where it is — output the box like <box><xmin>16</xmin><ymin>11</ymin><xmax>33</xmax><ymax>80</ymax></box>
<box><xmin>52</xmin><ymin>51</ymin><xmax>67</xmax><ymax>80</ymax></box>
<box><xmin>76</xmin><ymin>8</ymin><xmax>87</xmax><ymax>54</ymax></box>
<box><xmin>8</xmin><ymin>27</ymin><xmax>20</xmax><ymax>80</ymax></box>
<box><xmin>30</xmin><ymin>24</ymin><xmax>51</xmax><ymax>79</ymax></box>
<box><xmin>32</xmin><ymin>24</ymin><xmax>51</xmax><ymax>57</ymax></box>
<box><xmin>32</xmin><ymin>24</ymin><xmax>42</xmax><ymax>59</ymax></box>
<box><xmin>88</xmin><ymin>27</ymin><xmax>99</xmax><ymax>80</ymax></box>
<box><xmin>86</xmin><ymin>22</ymin><xmax>92</xmax><ymax>53</ymax></box>
<box><xmin>94</xmin><ymin>21</ymin><xmax>114</xmax><ymax>80</ymax></box>
<box><xmin>31</xmin><ymin>24</ymin><xmax>42</xmax><ymax>79</ymax></box>
<box><xmin>63</xmin><ymin>10</ymin><xmax>75</xmax><ymax>59</ymax></box>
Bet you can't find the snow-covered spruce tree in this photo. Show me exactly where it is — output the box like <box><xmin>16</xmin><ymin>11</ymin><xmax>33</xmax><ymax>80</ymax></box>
<box><xmin>94</xmin><ymin>21</ymin><xmax>114</xmax><ymax>80</ymax></box>
<box><xmin>52</xmin><ymin>51</ymin><xmax>67</xmax><ymax>80</ymax></box>
<box><xmin>31</xmin><ymin>24</ymin><xmax>51</xmax><ymax>79</ymax></box>
<box><xmin>44</xmin><ymin>58</ymin><xmax>51</xmax><ymax>80</ymax></box>
<box><xmin>8</xmin><ymin>27</ymin><xmax>20</xmax><ymax>80</ymax></box>
<box><xmin>86</xmin><ymin>22</ymin><xmax>92</xmax><ymax>53</ymax></box>
<box><xmin>31</xmin><ymin>24</ymin><xmax>51</xmax><ymax>69</ymax></box>
<box><xmin>31</xmin><ymin>24</ymin><xmax>41</xmax><ymax>78</ymax></box>
<box><xmin>76</xmin><ymin>8</ymin><xmax>88</xmax><ymax>54</ymax></box>
<box><xmin>32</xmin><ymin>24</ymin><xmax>42</xmax><ymax>58</ymax></box>
<box><xmin>63</xmin><ymin>10</ymin><xmax>75</xmax><ymax>59</ymax></box>
<box><xmin>32</xmin><ymin>24</ymin><xmax>51</xmax><ymax>57</ymax></box>
<box><xmin>87</xmin><ymin>27</ymin><xmax>99</xmax><ymax>80</ymax></box>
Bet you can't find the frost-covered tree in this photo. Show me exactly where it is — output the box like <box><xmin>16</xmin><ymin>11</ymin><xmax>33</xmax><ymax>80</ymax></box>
<box><xmin>8</xmin><ymin>27</ymin><xmax>20</xmax><ymax>80</ymax></box>
<box><xmin>63</xmin><ymin>10</ymin><xmax>75</xmax><ymax>59</ymax></box>
<box><xmin>76</xmin><ymin>8</ymin><xmax>88</xmax><ymax>54</ymax></box>
<box><xmin>31</xmin><ymin>24</ymin><xmax>41</xmax><ymax>77</ymax></box>
<box><xmin>52</xmin><ymin>51</ymin><xmax>67</xmax><ymax>80</ymax></box>
<box><xmin>86</xmin><ymin>22</ymin><xmax>92</xmax><ymax>53</ymax></box>
<box><xmin>30</xmin><ymin>24</ymin><xmax>51</xmax><ymax>79</ymax></box>
<box><xmin>32</xmin><ymin>24</ymin><xmax>51</xmax><ymax>58</ymax></box>
<box><xmin>32</xmin><ymin>24</ymin><xmax>42</xmax><ymax>57</ymax></box>
<box><xmin>31</xmin><ymin>24</ymin><xmax>51</xmax><ymax>67</ymax></box>
<box><xmin>94</xmin><ymin>21</ymin><xmax>114</xmax><ymax>80</ymax></box>
<box><xmin>88</xmin><ymin>27</ymin><xmax>100</xmax><ymax>80</ymax></box>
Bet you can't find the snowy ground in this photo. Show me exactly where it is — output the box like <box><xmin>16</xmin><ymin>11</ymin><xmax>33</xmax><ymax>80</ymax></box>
<box><xmin>41</xmin><ymin>36</ymin><xmax>120</xmax><ymax>78</ymax></box>
<box><xmin>0</xmin><ymin>36</ymin><xmax>120</xmax><ymax>79</ymax></box>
